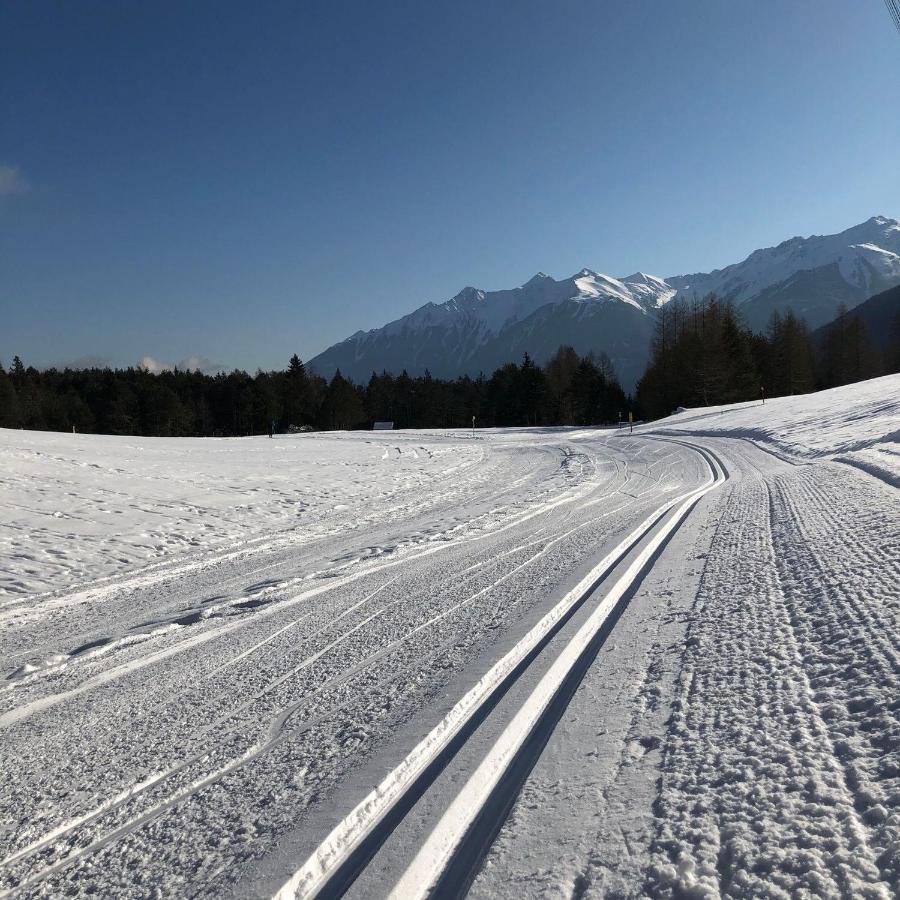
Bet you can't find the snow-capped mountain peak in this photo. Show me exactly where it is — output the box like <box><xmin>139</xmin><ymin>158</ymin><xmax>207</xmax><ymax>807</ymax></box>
<box><xmin>668</xmin><ymin>216</ymin><xmax>900</xmax><ymax>318</ymax></box>
<box><xmin>308</xmin><ymin>216</ymin><xmax>900</xmax><ymax>391</ymax></box>
<box><xmin>619</xmin><ymin>272</ymin><xmax>677</xmax><ymax>309</ymax></box>
<box><xmin>570</xmin><ymin>271</ymin><xmax>646</xmax><ymax>312</ymax></box>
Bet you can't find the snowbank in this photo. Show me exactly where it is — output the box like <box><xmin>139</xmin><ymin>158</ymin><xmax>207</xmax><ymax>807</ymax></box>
<box><xmin>643</xmin><ymin>373</ymin><xmax>900</xmax><ymax>484</ymax></box>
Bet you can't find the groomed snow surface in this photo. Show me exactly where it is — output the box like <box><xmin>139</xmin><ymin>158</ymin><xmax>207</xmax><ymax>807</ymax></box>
<box><xmin>0</xmin><ymin>373</ymin><xmax>897</xmax><ymax>899</ymax></box>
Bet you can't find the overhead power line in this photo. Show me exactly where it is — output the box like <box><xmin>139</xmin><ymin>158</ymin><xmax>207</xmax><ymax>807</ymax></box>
<box><xmin>885</xmin><ymin>0</ymin><xmax>900</xmax><ymax>37</ymax></box>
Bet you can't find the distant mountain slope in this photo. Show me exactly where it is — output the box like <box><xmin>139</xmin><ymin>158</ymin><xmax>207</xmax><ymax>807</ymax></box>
<box><xmin>309</xmin><ymin>270</ymin><xmax>672</xmax><ymax>391</ymax></box>
<box><xmin>812</xmin><ymin>283</ymin><xmax>900</xmax><ymax>352</ymax></box>
<box><xmin>308</xmin><ymin>216</ymin><xmax>900</xmax><ymax>391</ymax></box>
<box><xmin>463</xmin><ymin>296</ymin><xmax>657</xmax><ymax>393</ymax></box>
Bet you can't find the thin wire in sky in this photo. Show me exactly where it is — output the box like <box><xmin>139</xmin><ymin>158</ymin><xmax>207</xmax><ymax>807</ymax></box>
<box><xmin>885</xmin><ymin>0</ymin><xmax>900</xmax><ymax>36</ymax></box>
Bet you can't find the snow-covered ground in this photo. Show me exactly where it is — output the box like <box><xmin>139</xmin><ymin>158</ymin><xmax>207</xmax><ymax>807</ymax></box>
<box><xmin>646</xmin><ymin>373</ymin><xmax>900</xmax><ymax>485</ymax></box>
<box><xmin>0</xmin><ymin>430</ymin><xmax>486</xmax><ymax>601</ymax></box>
<box><xmin>0</xmin><ymin>375</ymin><xmax>897</xmax><ymax>898</ymax></box>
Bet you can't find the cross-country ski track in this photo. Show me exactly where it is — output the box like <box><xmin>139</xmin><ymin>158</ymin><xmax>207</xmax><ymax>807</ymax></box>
<box><xmin>1</xmin><ymin>374</ymin><xmax>898</xmax><ymax>898</ymax></box>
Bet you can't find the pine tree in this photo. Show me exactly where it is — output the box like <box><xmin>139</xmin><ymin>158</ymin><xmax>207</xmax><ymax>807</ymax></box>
<box><xmin>323</xmin><ymin>370</ymin><xmax>363</xmax><ymax>430</ymax></box>
<box><xmin>518</xmin><ymin>353</ymin><xmax>546</xmax><ymax>426</ymax></box>
<box><xmin>637</xmin><ymin>295</ymin><xmax>760</xmax><ymax>417</ymax></box>
<box><xmin>282</xmin><ymin>354</ymin><xmax>310</xmax><ymax>427</ymax></box>
<box><xmin>782</xmin><ymin>311</ymin><xmax>815</xmax><ymax>395</ymax></box>
<box><xmin>889</xmin><ymin>311</ymin><xmax>900</xmax><ymax>374</ymax></box>
<box><xmin>0</xmin><ymin>362</ymin><xmax>20</xmax><ymax>428</ymax></box>
<box><xmin>545</xmin><ymin>346</ymin><xmax>580</xmax><ymax>424</ymax></box>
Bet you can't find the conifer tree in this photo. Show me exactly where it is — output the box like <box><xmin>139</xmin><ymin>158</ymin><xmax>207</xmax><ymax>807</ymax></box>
<box><xmin>0</xmin><ymin>362</ymin><xmax>20</xmax><ymax>428</ymax></box>
<box><xmin>282</xmin><ymin>354</ymin><xmax>310</xmax><ymax>427</ymax></box>
<box><xmin>323</xmin><ymin>369</ymin><xmax>363</xmax><ymax>430</ymax></box>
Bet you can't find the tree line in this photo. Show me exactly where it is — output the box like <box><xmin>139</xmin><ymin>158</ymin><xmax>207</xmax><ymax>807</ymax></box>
<box><xmin>635</xmin><ymin>296</ymin><xmax>900</xmax><ymax>420</ymax></box>
<box><xmin>2</xmin><ymin>295</ymin><xmax>897</xmax><ymax>436</ymax></box>
<box><xmin>0</xmin><ymin>348</ymin><xmax>628</xmax><ymax>436</ymax></box>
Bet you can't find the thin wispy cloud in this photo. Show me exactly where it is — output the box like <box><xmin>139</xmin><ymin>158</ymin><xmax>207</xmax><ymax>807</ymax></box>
<box><xmin>0</xmin><ymin>163</ymin><xmax>30</xmax><ymax>197</ymax></box>
<box><xmin>139</xmin><ymin>356</ymin><xmax>168</xmax><ymax>374</ymax></box>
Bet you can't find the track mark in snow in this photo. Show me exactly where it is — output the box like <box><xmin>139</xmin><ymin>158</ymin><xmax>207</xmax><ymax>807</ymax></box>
<box><xmin>389</xmin><ymin>445</ymin><xmax>725</xmax><ymax>900</ymax></box>
<box><xmin>0</xmin><ymin>441</ymin><xmax>629</xmax><ymax>884</ymax></box>
<box><xmin>646</xmin><ymin>469</ymin><xmax>894</xmax><ymax>898</ymax></box>
<box><xmin>767</xmin><ymin>466</ymin><xmax>900</xmax><ymax>889</ymax></box>
<box><xmin>272</xmin><ymin>441</ymin><xmax>724</xmax><ymax>900</ymax></box>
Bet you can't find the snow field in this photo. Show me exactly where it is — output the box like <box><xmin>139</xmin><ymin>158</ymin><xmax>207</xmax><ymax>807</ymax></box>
<box><xmin>0</xmin><ymin>375</ymin><xmax>896</xmax><ymax>898</ymax></box>
<box><xmin>1</xmin><ymin>431</ymin><xmax>705</xmax><ymax>896</ymax></box>
<box><xmin>0</xmin><ymin>429</ymin><xmax>485</xmax><ymax>602</ymax></box>
<box><xmin>275</xmin><ymin>447</ymin><xmax>723</xmax><ymax>900</ymax></box>
<box><xmin>387</xmin><ymin>446</ymin><xmax>725</xmax><ymax>900</ymax></box>
<box><xmin>648</xmin><ymin>373</ymin><xmax>900</xmax><ymax>484</ymax></box>
<box><xmin>464</xmin><ymin>381</ymin><xmax>898</xmax><ymax>898</ymax></box>
<box><xmin>648</xmin><ymin>463</ymin><xmax>897</xmax><ymax>898</ymax></box>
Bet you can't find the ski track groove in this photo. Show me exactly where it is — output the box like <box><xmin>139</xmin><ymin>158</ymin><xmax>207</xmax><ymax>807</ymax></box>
<box><xmin>270</xmin><ymin>439</ymin><xmax>722</xmax><ymax>900</ymax></box>
<box><xmin>0</xmin><ymin>437</ymin><xmax>657</xmax><ymax>887</ymax></box>
<box><xmin>645</xmin><ymin>458</ymin><xmax>894</xmax><ymax>898</ymax></box>
<box><xmin>8</xmin><ymin>418</ymin><xmax>889</xmax><ymax>899</ymax></box>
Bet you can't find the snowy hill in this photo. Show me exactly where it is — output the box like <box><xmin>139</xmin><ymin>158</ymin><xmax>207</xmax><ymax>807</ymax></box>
<box><xmin>308</xmin><ymin>216</ymin><xmax>900</xmax><ymax>390</ymax></box>
<box><xmin>644</xmin><ymin>372</ymin><xmax>900</xmax><ymax>485</ymax></box>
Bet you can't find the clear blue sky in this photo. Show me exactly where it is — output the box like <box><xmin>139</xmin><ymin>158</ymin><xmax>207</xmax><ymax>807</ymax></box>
<box><xmin>2</xmin><ymin>0</ymin><xmax>899</xmax><ymax>373</ymax></box>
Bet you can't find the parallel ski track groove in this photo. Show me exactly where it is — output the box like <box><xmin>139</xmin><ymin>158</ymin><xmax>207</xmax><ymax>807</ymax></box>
<box><xmin>0</xmin><ymin>441</ymin><xmax>650</xmax><ymax>888</ymax></box>
<box><xmin>389</xmin><ymin>440</ymin><xmax>727</xmax><ymax>900</ymax></box>
<box><xmin>0</xmin><ymin>439</ymin><xmax>695</xmax><ymax>896</ymax></box>
<box><xmin>271</xmin><ymin>438</ymin><xmax>726</xmax><ymax>900</ymax></box>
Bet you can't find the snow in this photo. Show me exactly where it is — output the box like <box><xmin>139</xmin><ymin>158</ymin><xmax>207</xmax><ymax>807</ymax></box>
<box><xmin>643</xmin><ymin>462</ymin><xmax>897</xmax><ymax>898</ymax></box>
<box><xmin>572</xmin><ymin>272</ymin><xmax>647</xmax><ymax>312</ymax></box>
<box><xmin>389</xmin><ymin>458</ymin><xmax>724</xmax><ymax>900</ymax></box>
<box><xmin>320</xmin><ymin>265</ymin><xmax>674</xmax><ymax>366</ymax></box>
<box><xmin>0</xmin><ymin>430</ymin><xmax>484</xmax><ymax>603</ymax></box>
<box><xmin>668</xmin><ymin>216</ymin><xmax>900</xmax><ymax>305</ymax></box>
<box><xmin>0</xmin><ymin>375</ymin><xmax>897</xmax><ymax>898</ymax></box>
<box><xmin>309</xmin><ymin>217</ymin><xmax>900</xmax><ymax>383</ymax></box>
<box><xmin>643</xmin><ymin>373</ymin><xmax>900</xmax><ymax>484</ymax></box>
<box><xmin>620</xmin><ymin>272</ymin><xmax>678</xmax><ymax>308</ymax></box>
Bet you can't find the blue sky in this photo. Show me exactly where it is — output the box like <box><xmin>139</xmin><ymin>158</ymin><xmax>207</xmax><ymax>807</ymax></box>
<box><xmin>2</xmin><ymin>0</ymin><xmax>899</xmax><ymax>373</ymax></box>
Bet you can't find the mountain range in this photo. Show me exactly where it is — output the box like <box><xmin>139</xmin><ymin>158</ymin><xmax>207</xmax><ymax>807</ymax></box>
<box><xmin>308</xmin><ymin>216</ymin><xmax>900</xmax><ymax>391</ymax></box>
